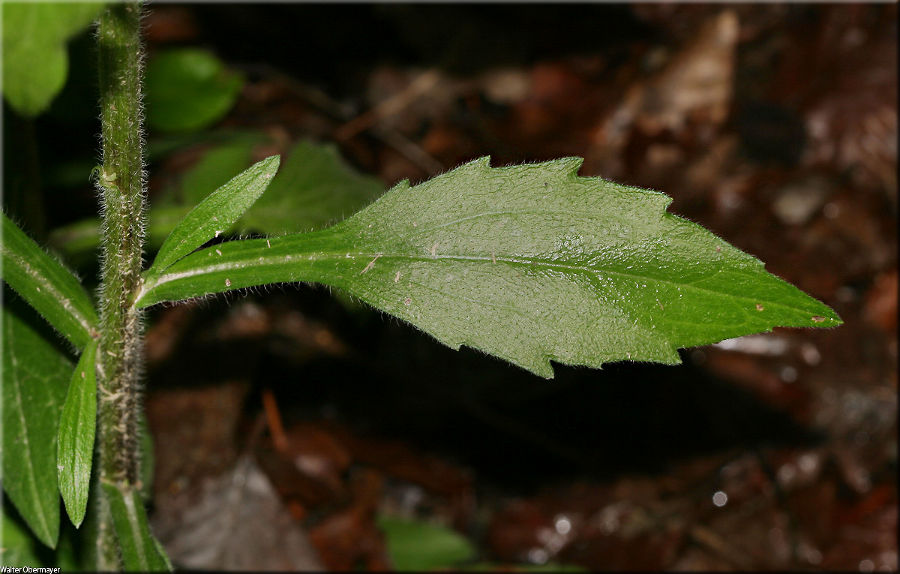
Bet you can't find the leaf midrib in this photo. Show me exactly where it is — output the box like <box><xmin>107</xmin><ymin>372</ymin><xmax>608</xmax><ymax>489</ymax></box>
<box><xmin>140</xmin><ymin>244</ymin><xmax>823</xmax><ymax>318</ymax></box>
<box><xmin>5</xmin><ymin>319</ymin><xmax>53</xmax><ymax>543</ymax></box>
<box><xmin>2</xmin><ymin>245</ymin><xmax>96</xmax><ymax>343</ymax></box>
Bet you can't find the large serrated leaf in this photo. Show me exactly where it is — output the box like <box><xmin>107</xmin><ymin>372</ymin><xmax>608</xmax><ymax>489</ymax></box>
<box><xmin>2</xmin><ymin>305</ymin><xmax>71</xmax><ymax>548</ymax></box>
<box><xmin>1</xmin><ymin>2</ymin><xmax>104</xmax><ymax>117</ymax></box>
<box><xmin>102</xmin><ymin>482</ymin><xmax>171</xmax><ymax>571</ymax></box>
<box><xmin>136</xmin><ymin>157</ymin><xmax>841</xmax><ymax>377</ymax></box>
<box><xmin>57</xmin><ymin>339</ymin><xmax>98</xmax><ymax>529</ymax></box>
<box><xmin>2</xmin><ymin>212</ymin><xmax>99</xmax><ymax>349</ymax></box>
<box><xmin>146</xmin><ymin>156</ymin><xmax>280</xmax><ymax>276</ymax></box>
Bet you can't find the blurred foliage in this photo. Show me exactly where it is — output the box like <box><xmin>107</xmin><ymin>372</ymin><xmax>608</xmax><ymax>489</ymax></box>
<box><xmin>237</xmin><ymin>140</ymin><xmax>384</xmax><ymax>235</ymax></box>
<box><xmin>48</xmin><ymin>137</ymin><xmax>384</xmax><ymax>261</ymax></box>
<box><xmin>1</xmin><ymin>2</ymin><xmax>104</xmax><ymax>117</ymax></box>
<box><xmin>378</xmin><ymin>516</ymin><xmax>476</xmax><ymax>571</ymax></box>
<box><xmin>145</xmin><ymin>48</ymin><xmax>244</xmax><ymax>133</ymax></box>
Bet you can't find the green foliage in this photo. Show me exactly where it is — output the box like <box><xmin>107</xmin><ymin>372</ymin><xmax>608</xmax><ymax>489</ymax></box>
<box><xmin>237</xmin><ymin>140</ymin><xmax>385</xmax><ymax>235</ymax></box>
<box><xmin>2</xmin><ymin>306</ymin><xmax>72</xmax><ymax>548</ymax></box>
<box><xmin>57</xmin><ymin>340</ymin><xmax>98</xmax><ymax>528</ymax></box>
<box><xmin>136</xmin><ymin>157</ymin><xmax>841</xmax><ymax>377</ymax></box>
<box><xmin>1</xmin><ymin>508</ymin><xmax>46</xmax><ymax>566</ymax></box>
<box><xmin>1</xmin><ymin>2</ymin><xmax>104</xmax><ymax>116</ymax></box>
<box><xmin>1</xmin><ymin>212</ymin><xmax>98</xmax><ymax>349</ymax></box>
<box><xmin>0</xmin><ymin>508</ymin><xmax>80</xmax><ymax>569</ymax></box>
<box><xmin>1</xmin><ymin>3</ymin><xmax>842</xmax><ymax>568</ymax></box>
<box><xmin>172</xmin><ymin>137</ymin><xmax>262</xmax><ymax>206</ymax></box>
<box><xmin>378</xmin><ymin>516</ymin><xmax>476</xmax><ymax>571</ymax></box>
<box><xmin>148</xmin><ymin>156</ymin><xmax>280</xmax><ymax>275</ymax></box>
<box><xmin>145</xmin><ymin>48</ymin><xmax>244</xmax><ymax>133</ymax></box>
<box><xmin>101</xmin><ymin>482</ymin><xmax>171</xmax><ymax>571</ymax></box>
<box><xmin>46</xmin><ymin>138</ymin><xmax>383</xmax><ymax>259</ymax></box>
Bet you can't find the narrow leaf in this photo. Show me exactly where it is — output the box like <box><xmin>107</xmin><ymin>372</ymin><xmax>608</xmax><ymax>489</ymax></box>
<box><xmin>1</xmin><ymin>212</ymin><xmax>99</xmax><ymax>349</ymax></box>
<box><xmin>57</xmin><ymin>339</ymin><xmax>98</xmax><ymax>528</ymax></box>
<box><xmin>102</xmin><ymin>482</ymin><xmax>170</xmax><ymax>571</ymax></box>
<box><xmin>2</xmin><ymin>305</ymin><xmax>71</xmax><ymax>548</ymax></box>
<box><xmin>176</xmin><ymin>138</ymin><xmax>260</xmax><ymax>206</ymax></box>
<box><xmin>237</xmin><ymin>140</ymin><xmax>385</xmax><ymax>235</ymax></box>
<box><xmin>48</xmin><ymin>138</ymin><xmax>383</xmax><ymax>259</ymax></box>
<box><xmin>147</xmin><ymin>155</ymin><xmax>280</xmax><ymax>275</ymax></box>
<box><xmin>136</xmin><ymin>157</ymin><xmax>841</xmax><ymax>377</ymax></box>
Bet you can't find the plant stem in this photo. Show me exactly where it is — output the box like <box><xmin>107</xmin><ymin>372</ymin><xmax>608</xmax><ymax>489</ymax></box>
<box><xmin>95</xmin><ymin>2</ymin><xmax>145</xmax><ymax>568</ymax></box>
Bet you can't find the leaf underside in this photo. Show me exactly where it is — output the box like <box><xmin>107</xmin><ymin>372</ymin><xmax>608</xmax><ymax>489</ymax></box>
<box><xmin>2</xmin><ymin>306</ymin><xmax>71</xmax><ymax>548</ymax></box>
<box><xmin>138</xmin><ymin>157</ymin><xmax>841</xmax><ymax>378</ymax></box>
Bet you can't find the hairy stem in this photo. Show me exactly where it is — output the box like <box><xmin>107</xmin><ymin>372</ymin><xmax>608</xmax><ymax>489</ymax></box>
<box><xmin>95</xmin><ymin>2</ymin><xmax>145</xmax><ymax>568</ymax></box>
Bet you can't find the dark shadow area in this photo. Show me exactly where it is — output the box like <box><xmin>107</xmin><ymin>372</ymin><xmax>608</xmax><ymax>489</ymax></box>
<box><xmin>148</xmin><ymin>288</ymin><xmax>823</xmax><ymax>492</ymax></box>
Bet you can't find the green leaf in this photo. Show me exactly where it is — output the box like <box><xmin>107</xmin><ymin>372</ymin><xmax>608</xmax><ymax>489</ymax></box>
<box><xmin>378</xmin><ymin>516</ymin><xmax>475</xmax><ymax>571</ymax></box>
<box><xmin>48</xmin><ymin>205</ymin><xmax>201</xmax><ymax>266</ymax></box>
<box><xmin>135</xmin><ymin>157</ymin><xmax>842</xmax><ymax>377</ymax></box>
<box><xmin>101</xmin><ymin>482</ymin><xmax>170</xmax><ymax>571</ymax></box>
<box><xmin>1</xmin><ymin>507</ymin><xmax>47</xmax><ymax>567</ymax></box>
<box><xmin>2</xmin><ymin>305</ymin><xmax>71</xmax><ymax>548</ymax></box>
<box><xmin>145</xmin><ymin>48</ymin><xmax>244</xmax><ymax>133</ymax></box>
<box><xmin>47</xmin><ymin>139</ymin><xmax>382</xmax><ymax>262</ymax></box>
<box><xmin>176</xmin><ymin>138</ymin><xmax>261</xmax><ymax>206</ymax></box>
<box><xmin>147</xmin><ymin>155</ymin><xmax>280</xmax><ymax>276</ymax></box>
<box><xmin>1</xmin><ymin>2</ymin><xmax>104</xmax><ymax>116</ymax></box>
<box><xmin>237</xmin><ymin>140</ymin><xmax>385</xmax><ymax>235</ymax></box>
<box><xmin>2</xmin><ymin>212</ymin><xmax>99</xmax><ymax>349</ymax></box>
<box><xmin>1</xmin><ymin>499</ymin><xmax>80</xmax><ymax>569</ymax></box>
<box><xmin>57</xmin><ymin>339</ymin><xmax>98</xmax><ymax>529</ymax></box>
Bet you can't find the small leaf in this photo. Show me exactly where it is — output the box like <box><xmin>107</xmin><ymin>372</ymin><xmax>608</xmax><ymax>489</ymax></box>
<box><xmin>145</xmin><ymin>48</ymin><xmax>243</xmax><ymax>133</ymax></box>
<box><xmin>2</xmin><ymin>304</ymin><xmax>71</xmax><ymax>548</ymax></box>
<box><xmin>2</xmin><ymin>212</ymin><xmax>99</xmax><ymax>349</ymax></box>
<box><xmin>1</xmin><ymin>2</ymin><xmax>104</xmax><ymax>116</ymax></box>
<box><xmin>57</xmin><ymin>339</ymin><xmax>98</xmax><ymax>528</ymax></box>
<box><xmin>102</xmin><ymin>482</ymin><xmax>170</xmax><ymax>571</ymax></box>
<box><xmin>48</xmin><ymin>138</ymin><xmax>383</xmax><ymax>260</ymax></box>
<box><xmin>147</xmin><ymin>155</ymin><xmax>280</xmax><ymax>275</ymax></box>
<box><xmin>237</xmin><ymin>140</ymin><xmax>385</xmax><ymax>235</ymax></box>
<box><xmin>136</xmin><ymin>157</ymin><xmax>842</xmax><ymax>377</ymax></box>
<box><xmin>176</xmin><ymin>138</ymin><xmax>260</xmax><ymax>206</ymax></box>
<box><xmin>378</xmin><ymin>516</ymin><xmax>475</xmax><ymax>571</ymax></box>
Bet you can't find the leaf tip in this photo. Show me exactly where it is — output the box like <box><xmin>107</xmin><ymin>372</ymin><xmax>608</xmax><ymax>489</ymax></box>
<box><xmin>263</xmin><ymin>154</ymin><xmax>281</xmax><ymax>169</ymax></box>
<box><xmin>556</xmin><ymin>156</ymin><xmax>585</xmax><ymax>177</ymax></box>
